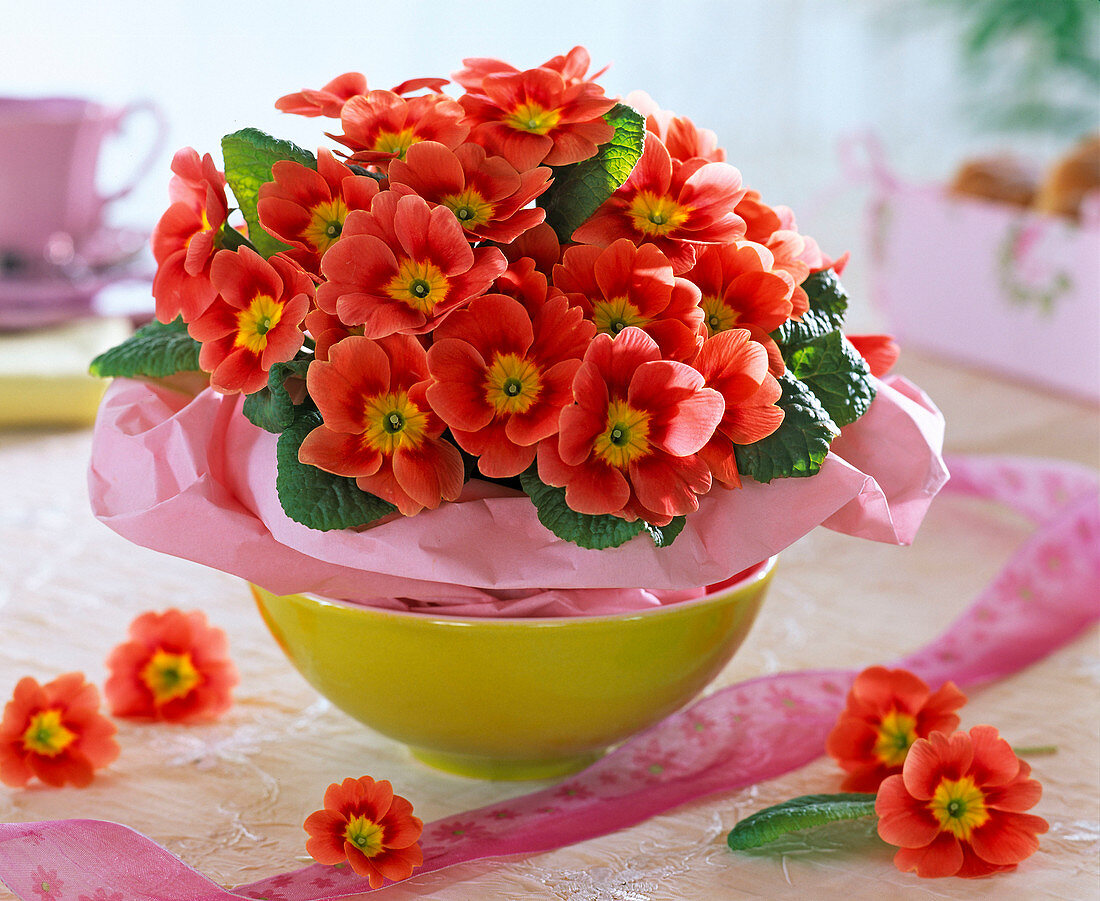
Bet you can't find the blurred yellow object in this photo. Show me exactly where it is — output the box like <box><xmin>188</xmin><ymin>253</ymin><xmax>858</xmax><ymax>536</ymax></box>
<box><xmin>252</xmin><ymin>557</ymin><xmax>775</xmax><ymax>780</ymax></box>
<box><xmin>0</xmin><ymin>317</ymin><xmax>131</xmax><ymax>427</ymax></box>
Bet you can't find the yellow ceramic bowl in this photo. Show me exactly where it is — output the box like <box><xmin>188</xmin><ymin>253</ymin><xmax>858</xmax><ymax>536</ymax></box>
<box><xmin>252</xmin><ymin>556</ymin><xmax>775</xmax><ymax>780</ymax></box>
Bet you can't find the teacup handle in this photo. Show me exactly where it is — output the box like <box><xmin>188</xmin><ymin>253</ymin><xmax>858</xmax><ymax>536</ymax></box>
<box><xmin>101</xmin><ymin>100</ymin><xmax>169</xmax><ymax>204</ymax></box>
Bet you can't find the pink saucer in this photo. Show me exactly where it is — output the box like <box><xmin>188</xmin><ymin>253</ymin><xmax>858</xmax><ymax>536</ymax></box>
<box><xmin>0</xmin><ymin>226</ymin><xmax>150</xmax><ymax>331</ymax></box>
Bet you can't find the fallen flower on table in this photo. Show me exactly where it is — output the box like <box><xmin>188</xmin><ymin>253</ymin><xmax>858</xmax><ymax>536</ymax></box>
<box><xmin>727</xmin><ymin>726</ymin><xmax>1049</xmax><ymax>880</ymax></box>
<box><xmin>304</xmin><ymin>775</ymin><xmax>424</xmax><ymax>888</ymax></box>
<box><xmin>826</xmin><ymin>665</ymin><xmax>967</xmax><ymax>791</ymax></box>
<box><xmin>0</xmin><ymin>672</ymin><xmax>119</xmax><ymax>788</ymax></box>
<box><xmin>105</xmin><ymin>609</ymin><xmax>238</xmax><ymax>723</ymax></box>
<box><xmin>876</xmin><ymin>725</ymin><xmax>1048</xmax><ymax>878</ymax></box>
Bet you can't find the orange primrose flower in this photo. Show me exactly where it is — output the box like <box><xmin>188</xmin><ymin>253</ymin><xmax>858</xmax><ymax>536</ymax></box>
<box><xmin>453</xmin><ymin>45</ymin><xmax>608</xmax><ymax>93</ymax></box>
<box><xmin>572</xmin><ymin>132</ymin><xmax>746</xmax><ymax>274</ymax></box>
<box><xmin>304</xmin><ymin>776</ymin><xmax>423</xmax><ymax>889</ymax></box>
<box><xmin>151</xmin><ymin>147</ymin><xmax>229</xmax><ymax>323</ymax></box>
<box><xmin>0</xmin><ymin>673</ymin><xmax>119</xmax><ymax>788</ymax></box>
<box><xmin>257</xmin><ymin>147</ymin><xmax>380</xmax><ymax>270</ymax></box>
<box><xmin>188</xmin><ymin>247</ymin><xmax>314</xmax><ymax>395</ymax></box>
<box><xmin>427</xmin><ymin>292</ymin><xmax>594</xmax><ymax>478</ymax></box>
<box><xmin>105</xmin><ymin>609</ymin><xmax>238</xmax><ymax>723</ymax></box>
<box><xmin>298</xmin><ymin>334</ymin><xmax>464</xmax><ymax>516</ymax></box>
<box><xmin>537</xmin><ymin>327</ymin><xmax>724</xmax><ymax>526</ymax></box>
<box><xmin>387</xmin><ymin>140</ymin><xmax>552</xmax><ymax>245</ymax></box>
<box><xmin>876</xmin><ymin>726</ymin><xmax>1048</xmax><ymax>878</ymax></box>
<box><xmin>826</xmin><ymin>666</ymin><xmax>967</xmax><ymax>792</ymax></box>
<box><xmin>316</xmin><ymin>192</ymin><xmax>506</xmax><ymax>338</ymax></box>
<box><xmin>335</xmin><ymin>91</ymin><xmax>469</xmax><ymax>169</ymax></box>
<box><xmin>459</xmin><ymin>66</ymin><xmax>616</xmax><ymax>172</ymax></box>
<box><xmin>552</xmin><ymin>238</ymin><xmax>705</xmax><ymax>362</ymax></box>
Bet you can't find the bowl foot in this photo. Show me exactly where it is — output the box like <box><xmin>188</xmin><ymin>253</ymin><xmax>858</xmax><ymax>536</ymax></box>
<box><xmin>409</xmin><ymin>746</ymin><xmax>604</xmax><ymax>781</ymax></box>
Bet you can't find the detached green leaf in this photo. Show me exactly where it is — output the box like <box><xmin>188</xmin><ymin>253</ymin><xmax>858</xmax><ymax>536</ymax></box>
<box><xmin>785</xmin><ymin>331</ymin><xmax>875</xmax><ymax>428</ymax></box>
<box><xmin>242</xmin><ymin>357</ymin><xmax>313</xmax><ymax>433</ymax></box>
<box><xmin>772</xmin><ymin>269</ymin><xmax>850</xmax><ymax>348</ymax></box>
<box><xmin>727</xmin><ymin>794</ymin><xmax>878</xmax><ymax>851</ymax></box>
<box><xmin>276</xmin><ymin>411</ymin><xmax>396</xmax><ymax>531</ymax></box>
<box><xmin>221</xmin><ymin>128</ymin><xmax>315</xmax><ymax>258</ymax></box>
<box><xmin>519</xmin><ymin>468</ymin><xmax>648</xmax><ymax>550</ymax></box>
<box><xmin>734</xmin><ymin>373</ymin><xmax>838</xmax><ymax>483</ymax></box>
<box><xmin>89</xmin><ymin>317</ymin><xmax>201</xmax><ymax>379</ymax></box>
<box><xmin>538</xmin><ymin>103</ymin><xmax>645</xmax><ymax>242</ymax></box>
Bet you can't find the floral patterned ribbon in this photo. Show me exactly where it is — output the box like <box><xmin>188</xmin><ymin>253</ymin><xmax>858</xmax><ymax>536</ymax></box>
<box><xmin>1</xmin><ymin>454</ymin><xmax>1097</xmax><ymax>901</ymax></box>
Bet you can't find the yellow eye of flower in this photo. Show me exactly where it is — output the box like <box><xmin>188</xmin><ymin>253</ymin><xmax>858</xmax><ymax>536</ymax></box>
<box><xmin>344</xmin><ymin>814</ymin><xmax>385</xmax><ymax>857</ymax></box>
<box><xmin>627</xmin><ymin>191</ymin><xmax>691</xmax><ymax>237</ymax></box>
<box><xmin>928</xmin><ymin>776</ymin><xmax>991</xmax><ymax>841</ymax></box>
<box><xmin>235</xmin><ymin>295</ymin><xmax>284</xmax><ymax>354</ymax></box>
<box><xmin>503</xmin><ymin>101</ymin><xmax>562</xmax><ymax>135</ymax></box>
<box><xmin>303</xmin><ymin>198</ymin><xmax>350</xmax><ymax>253</ymax></box>
<box><xmin>363</xmin><ymin>391</ymin><xmax>430</xmax><ymax>455</ymax></box>
<box><xmin>441</xmin><ymin>189</ymin><xmax>494</xmax><ymax>230</ymax></box>
<box><xmin>373</xmin><ymin>128</ymin><xmax>419</xmax><ymax>159</ymax></box>
<box><xmin>700</xmin><ymin>295</ymin><xmax>739</xmax><ymax>337</ymax></box>
<box><xmin>484</xmin><ymin>353</ymin><xmax>542</xmax><ymax>415</ymax></box>
<box><xmin>872</xmin><ymin>709</ymin><xmax>919</xmax><ymax>767</ymax></box>
<box><xmin>386</xmin><ymin>259</ymin><xmax>450</xmax><ymax>314</ymax></box>
<box><xmin>591</xmin><ymin>296</ymin><xmax>649</xmax><ymax>337</ymax></box>
<box><xmin>22</xmin><ymin>709</ymin><xmax>76</xmax><ymax>757</ymax></box>
<box><xmin>594</xmin><ymin>400</ymin><xmax>652</xmax><ymax>468</ymax></box>
<box><xmin>141</xmin><ymin>649</ymin><xmax>202</xmax><ymax>704</ymax></box>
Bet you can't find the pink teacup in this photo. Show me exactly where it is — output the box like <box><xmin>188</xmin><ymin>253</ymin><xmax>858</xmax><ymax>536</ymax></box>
<box><xmin>0</xmin><ymin>97</ymin><xmax>166</xmax><ymax>270</ymax></box>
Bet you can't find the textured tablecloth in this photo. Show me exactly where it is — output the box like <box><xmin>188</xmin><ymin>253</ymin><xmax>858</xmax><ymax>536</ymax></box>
<box><xmin>1</xmin><ymin>350</ymin><xmax>1097</xmax><ymax>900</ymax></box>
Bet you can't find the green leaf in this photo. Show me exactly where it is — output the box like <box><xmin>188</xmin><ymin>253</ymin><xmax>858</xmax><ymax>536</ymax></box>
<box><xmin>519</xmin><ymin>468</ymin><xmax>646</xmax><ymax>550</ymax></box>
<box><xmin>771</xmin><ymin>269</ymin><xmax>850</xmax><ymax>348</ymax></box>
<box><xmin>276</xmin><ymin>411</ymin><xmax>396</xmax><ymax>531</ymax></box>
<box><xmin>242</xmin><ymin>357</ymin><xmax>314</xmax><ymax>433</ymax></box>
<box><xmin>734</xmin><ymin>373</ymin><xmax>838</xmax><ymax>483</ymax></box>
<box><xmin>785</xmin><ymin>331</ymin><xmax>875</xmax><ymax>429</ymax></box>
<box><xmin>727</xmin><ymin>793</ymin><xmax>878</xmax><ymax>851</ymax></box>
<box><xmin>538</xmin><ymin>103</ymin><xmax>646</xmax><ymax>242</ymax></box>
<box><xmin>221</xmin><ymin>128</ymin><xmax>316</xmax><ymax>258</ymax></box>
<box><xmin>89</xmin><ymin>317</ymin><xmax>202</xmax><ymax>379</ymax></box>
<box><xmin>215</xmin><ymin>221</ymin><xmax>254</xmax><ymax>253</ymax></box>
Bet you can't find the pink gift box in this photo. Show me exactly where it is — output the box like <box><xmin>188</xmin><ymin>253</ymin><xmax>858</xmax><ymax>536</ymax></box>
<box><xmin>863</xmin><ymin>144</ymin><xmax>1099</xmax><ymax>404</ymax></box>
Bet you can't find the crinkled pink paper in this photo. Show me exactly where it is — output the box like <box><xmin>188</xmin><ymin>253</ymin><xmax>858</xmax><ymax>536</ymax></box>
<box><xmin>88</xmin><ymin>374</ymin><xmax>947</xmax><ymax>615</ymax></box>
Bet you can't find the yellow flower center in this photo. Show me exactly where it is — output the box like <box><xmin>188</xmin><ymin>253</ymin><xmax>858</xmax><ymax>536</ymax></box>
<box><xmin>700</xmin><ymin>295</ymin><xmax>739</xmax><ymax>337</ymax></box>
<box><xmin>22</xmin><ymin>709</ymin><xmax>76</xmax><ymax>757</ymax></box>
<box><xmin>372</xmin><ymin>128</ymin><xmax>419</xmax><ymax>159</ymax></box>
<box><xmin>344</xmin><ymin>814</ymin><xmax>385</xmax><ymax>857</ymax></box>
<box><xmin>594</xmin><ymin>400</ymin><xmax>652</xmax><ymax>468</ymax></box>
<box><xmin>872</xmin><ymin>709</ymin><xmax>919</xmax><ymax>767</ymax></box>
<box><xmin>302</xmin><ymin>198</ymin><xmax>350</xmax><ymax>254</ymax></box>
<box><xmin>440</xmin><ymin>188</ymin><xmax>494</xmax><ymax>231</ymax></box>
<box><xmin>140</xmin><ymin>648</ymin><xmax>202</xmax><ymax>704</ymax></box>
<box><xmin>385</xmin><ymin>259</ymin><xmax>450</xmax><ymax>314</ymax></box>
<box><xmin>591</xmin><ymin>296</ymin><xmax>650</xmax><ymax>337</ymax></box>
<box><xmin>503</xmin><ymin>101</ymin><xmax>562</xmax><ymax>135</ymax></box>
<box><xmin>235</xmin><ymin>295</ymin><xmax>284</xmax><ymax>354</ymax></box>
<box><xmin>484</xmin><ymin>353</ymin><xmax>542</xmax><ymax>415</ymax></box>
<box><xmin>928</xmin><ymin>776</ymin><xmax>991</xmax><ymax>841</ymax></box>
<box><xmin>364</xmin><ymin>391</ymin><xmax>430</xmax><ymax>455</ymax></box>
<box><xmin>627</xmin><ymin>191</ymin><xmax>691</xmax><ymax>237</ymax></box>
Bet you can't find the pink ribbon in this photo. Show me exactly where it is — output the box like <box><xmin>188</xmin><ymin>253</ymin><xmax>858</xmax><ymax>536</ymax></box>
<box><xmin>1</xmin><ymin>454</ymin><xmax>1097</xmax><ymax>901</ymax></box>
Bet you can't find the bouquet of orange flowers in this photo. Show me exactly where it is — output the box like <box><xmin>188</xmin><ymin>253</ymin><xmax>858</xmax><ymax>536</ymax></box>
<box><xmin>91</xmin><ymin>47</ymin><xmax>931</xmax><ymax>573</ymax></box>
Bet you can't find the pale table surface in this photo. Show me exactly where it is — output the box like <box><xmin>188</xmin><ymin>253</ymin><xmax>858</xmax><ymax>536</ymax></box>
<box><xmin>1</xmin><ymin>350</ymin><xmax>1098</xmax><ymax>901</ymax></box>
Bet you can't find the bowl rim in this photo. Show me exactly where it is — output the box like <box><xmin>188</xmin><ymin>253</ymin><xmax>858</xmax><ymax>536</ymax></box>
<box><xmin>255</xmin><ymin>555</ymin><xmax>777</xmax><ymax>628</ymax></box>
